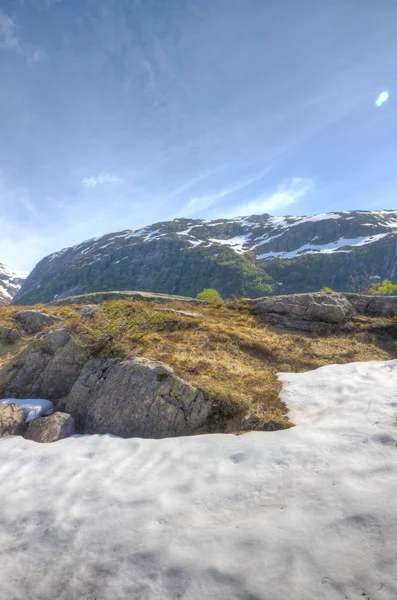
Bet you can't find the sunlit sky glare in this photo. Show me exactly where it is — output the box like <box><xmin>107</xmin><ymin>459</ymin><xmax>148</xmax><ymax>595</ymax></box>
<box><xmin>0</xmin><ymin>0</ymin><xmax>396</xmax><ymax>271</ymax></box>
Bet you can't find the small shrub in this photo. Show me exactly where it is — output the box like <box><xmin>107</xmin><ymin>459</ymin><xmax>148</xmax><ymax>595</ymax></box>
<box><xmin>319</xmin><ymin>287</ymin><xmax>334</xmax><ymax>293</ymax></box>
<box><xmin>196</xmin><ymin>288</ymin><xmax>222</xmax><ymax>302</ymax></box>
<box><xmin>367</xmin><ymin>279</ymin><xmax>397</xmax><ymax>295</ymax></box>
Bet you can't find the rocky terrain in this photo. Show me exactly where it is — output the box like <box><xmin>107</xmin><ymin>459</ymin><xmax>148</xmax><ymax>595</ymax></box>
<box><xmin>0</xmin><ymin>264</ymin><xmax>28</xmax><ymax>305</ymax></box>
<box><xmin>12</xmin><ymin>210</ymin><xmax>397</xmax><ymax>305</ymax></box>
<box><xmin>1</xmin><ymin>292</ymin><xmax>396</xmax><ymax>440</ymax></box>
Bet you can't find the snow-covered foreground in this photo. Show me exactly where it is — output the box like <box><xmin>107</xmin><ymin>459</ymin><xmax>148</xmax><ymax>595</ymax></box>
<box><xmin>0</xmin><ymin>361</ymin><xmax>396</xmax><ymax>600</ymax></box>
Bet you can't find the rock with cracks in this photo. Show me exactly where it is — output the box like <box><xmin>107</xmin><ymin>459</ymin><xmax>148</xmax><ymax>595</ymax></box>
<box><xmin>3</xmin><ymin>328</ymin><xmax>213</xmax><ymax>439</ymax></box>
<box><xmin>0</xmin><ymin>403</ymin><xmax>26</xmax><ymax>437</ymax></box>
<box><xmin>12</xmin><ymin>310</ymin><xmax>63</xmax><ymax>334</ymax></box>
<box><xmin>24</xmin><ymin>412</ymin><xmax>75</xmax><ymax>443</ymax></box>
<box><xmin>0</xmin><ymin>326</ymin><xmax>21</xmax><ymax>343</ymax></box>
<box><xmin>250</xmin><ymin>293</ymin><xmax>355</xmax><ymax>325</ymax></box>
<box><xmin>65</xmin><ymin>357</ymin><xmax>212</xmax><ymax>438</ymax></box>
<box><xmin>4</xmin><ymin>329</ymin><xmax>89</xmax><ymax>401</ymax></box>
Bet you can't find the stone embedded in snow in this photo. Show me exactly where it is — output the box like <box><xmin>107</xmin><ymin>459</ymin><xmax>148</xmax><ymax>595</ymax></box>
<box><xmin>1</xmin><ymin>399</ymin><xmax>54</xmax><ymax>422</ymax></box>
<box><xmin>64</xmin><ymin>356</ymin><xmax>212</xmax><ymax>438</ymax></box>
<box><xmin>0</xmin><ymin>403</ymin><xmax>26</xmax><ymax>437</ymax></box>
<box><xmin>24</xmin><ymin>412</ymin><xmax>75</xmax><ymax>443</ymax></box>
<box><xmin>12</xmin><ymin>310</ymin><xmax>63</xmax><ymax>334</ymax></box>
<box><xmin>0</xmin><ymin>360</ymin><xmax>396</xmax><ymax>598</ymax></box>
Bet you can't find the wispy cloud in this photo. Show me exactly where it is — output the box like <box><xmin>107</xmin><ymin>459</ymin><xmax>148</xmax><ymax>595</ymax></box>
<box><xmin>28</xmin><ymin>49</ymin><xmax>47</xmax><ymax>65</ymax></box>
<box><xmin>0</xmin><ymin>10</ymin><xmax>19</xmax><ymax>51</ymax></box>
<box><xmin>177</xmin><ymin>169</ymin><xmax>272</xmax><ymax>218</ymax></box>
<box><xmin>224</xmin><ymin>178</ymin><xmax>314</xmax><ymax>217</ymax></box>
<box><xmin>81</xmin><ymin>174</ymin><xmax>123</xmax><ymax>189</ymax></box>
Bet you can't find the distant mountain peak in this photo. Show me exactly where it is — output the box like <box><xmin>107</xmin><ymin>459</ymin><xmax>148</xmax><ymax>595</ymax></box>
<box><xmin>0</xmin><ymin>264</ymin><xmax>28</xmax><ymax>305</ymax></box>
<box><xmin>12</xmin><ymin>209</ymin><xmax>397</xmax><ymax>305</ymax></box>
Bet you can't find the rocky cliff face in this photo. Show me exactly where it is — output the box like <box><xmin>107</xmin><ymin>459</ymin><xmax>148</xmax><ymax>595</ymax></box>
<box><xmin>0</xmin><ymin>264</ymin><xmax>28</xmax><ymax>305</ymax></box>
<box><xmin>13</xmin><ymin>210</ymin><xmax>397</xmax><ymax>305</ymax></box>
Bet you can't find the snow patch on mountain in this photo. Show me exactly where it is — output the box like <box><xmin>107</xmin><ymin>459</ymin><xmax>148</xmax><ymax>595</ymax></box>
<box><xmin>257</xmin><ymin>233</ymin><xmax>390</xmax><ymax>261</ymax></box>
<box><xmin>0</xmin><ymin>264</ymin><xmax>28</xmax><ymax>304</ymax></box>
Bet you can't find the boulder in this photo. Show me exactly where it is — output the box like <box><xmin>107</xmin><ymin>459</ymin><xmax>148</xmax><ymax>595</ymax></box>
<box><xmin>12</xmin><ymin>310</ymin><xmax>63</xmax><ymax>334</ymax></box>
<box><xmin>74</xmin><ymin>305</ymin><xmax>98</xmax><ymax>319</ymax></box>
<box><xmin>0</xmin><ymin>403</ymin><xmax>26</xmax><ymax>437</ymax></box>
<box><xmin>344</xmin><ymin>294</ymin><xmax>397</xmax><ymax>317</ymax></box>
<box><xmin>24</xmin><ymin>412</ymin><xmax>75</xmax><ymax>443</ymax></box>
<box><xmin>0</xmin><ymin>326</ymin><xmax>21</xmax><ymax>343</ymax></box>
<box><xmin>250</xmin><ymin>293</ymin><xmax>355</xmax><ymax>325</ymax></box>
<box><xmin>4</xmin><ymin>328</ymin><xmax>89</xmax><ymax>401</ymax></box>
<box><xmin>65</xmin><ymin>357</ymin><xmax>212</xmax><ymax>438</ymax></box>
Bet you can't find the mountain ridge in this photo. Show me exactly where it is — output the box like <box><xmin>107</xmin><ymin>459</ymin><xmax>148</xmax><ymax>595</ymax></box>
<box><xmin>13</xmin><ymin>209</ymin><xmax>397</xmax><ymax>305</ymax></box>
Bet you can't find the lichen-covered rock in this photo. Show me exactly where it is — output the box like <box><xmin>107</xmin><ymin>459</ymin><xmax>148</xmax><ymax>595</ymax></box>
<box><xmin>64</xmin><ymin>357</ymin><xmax>212</xmax><ymax>438</ymax></box>
<box><xmin>0</xmin><ymin>403</ymin><xmax>26</xmax><ymax>437</ymax></box>
<box><xmin>12</xmin><ymin>310</ymin><xmax>63</xmax><ymax>334</ymax></box>
<box><xmin>0</xmin><ymin>326</ymin><xmax>21</xmax><ymax>343</ymax></box>
<box><xmin>250</xmin><ymin>293</ymin><xmax>355</xmax><ymax>325</ymax></box>
<box><xmin>24</xmin><ymin>412</ymin><xmax>75</xmax><ymax>443</ymax></box>
<box><xmin>4</xmin><ymin>329</ymin><xmax>89</xmax><ymax>401</ymax></box>
<box><xmin>2</xmin><ymin>327</ymin><xmax>213</xmax><ymax>438</ymax></box>
<box><xmin>345</xmin><ymin>294</ymin><xmax>397</xmax><ymax>317</ymax></box>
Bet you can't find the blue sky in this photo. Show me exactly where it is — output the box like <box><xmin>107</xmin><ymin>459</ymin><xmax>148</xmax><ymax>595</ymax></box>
<box><xmin>1</xmin><ymin>0</ymin><xmax>396</xmax><ymax>271</ymax></box>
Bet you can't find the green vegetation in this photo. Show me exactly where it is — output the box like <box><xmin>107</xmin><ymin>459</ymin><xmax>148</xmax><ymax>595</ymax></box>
<box><xmin>367</xmin><ymin>279</ymin><xmax>397</xmax><ymax>295</ymax></box>
<box><xmin>196</xmin><ymin>288</ymin><xmax>222</xmax><ymax>302</ymax></box>
<box><xmin>319</xmin><ymin>287</ymin><xmax>334</xmax><ymax>293</ymax></box>
<box><xmin>2</xmin><ymin>296</ymin><xmax>397</xmax><ymax>433</ymax></box>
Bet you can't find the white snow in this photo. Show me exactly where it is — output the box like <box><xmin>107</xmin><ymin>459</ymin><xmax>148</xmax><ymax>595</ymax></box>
<box><xmin>258</xmin><ymin>233</ymin><xmax>389</xmax><ymax>260</ymax></box>
<box><xmin>1</xmin><ymin>399</ymin><xmax>54</xmax><ymax>422</ymax></box>
<box><xmin>0</xmin><ymin>284</ymin><xmax>12</xmax><ymax>300</ymax></box>
<box><xmin>0</xmin><ymin>360</ymin><xmax>396</xmax><ymax>599</ymax></box>
<box><xmin>208</xmin><ymin>235</ymin><xmax>252</xmax><ymax>254</ymax></box>
<box><xmin>0</xmin><ymin>264</ymin><xmax>28</xmax><ymax>280</ymax></box>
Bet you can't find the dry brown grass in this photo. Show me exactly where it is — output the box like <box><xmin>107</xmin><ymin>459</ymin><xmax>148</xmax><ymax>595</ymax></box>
<box><xmin>1</xmin><ymin>299</ymin><xmax>396</xmax><ymax>431</ymax></box>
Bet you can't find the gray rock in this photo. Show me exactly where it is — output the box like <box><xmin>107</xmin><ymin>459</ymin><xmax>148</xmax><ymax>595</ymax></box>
<box><xmin>250</xmin><ymin>293</ymin><xmax>355</xmax><ymax>325</ymax></box>
<box><xmin>24</xmin><ymin>412</ymin><xmax>75</xmax><ymax>443</ymax></box>
<box><xmin>345</xmin><ymin>294</ymin><xmax>397</xmax><ymax>317</ymax></box>
<box><xmin>65</xmin><ymin>357</ymin><xmax>212</xmax><ymax>438</ymax></box>
<box><xmin>153</xmin><ymin>308</ymin><xmax>202</xmax><ymax>318</ymax></box>
<box><xmin>262</xmin><ymin>313</ymin><xmax>320</xmax><ymax>331</ymax></box>
<box><xmin>12</xmin><ymin>310</ymin><xmax>63</xmax><ymax>334</ymax></box>
<box><xmin>2</xmin><ymin>327</ymin><xmax>213</xmax><ymax>438</ymax></box>
<box><xmin>74</xmin><ymin>305</ymin><xmax>98</xmax><ymax>319</ymax></box>
<box><xmin>0</xmin><ymin>326</ymin><xmax>21</xmax><ymax>343</ymax></box>
<box><xmin>0</xmin><ymin>403</ymin><xmax>26</xmax><ymax>437</ymax></box>
<box><xmin>4</xmin><ymin>328</ymin><xmax>89</xmax><ymax>401</ymax></box>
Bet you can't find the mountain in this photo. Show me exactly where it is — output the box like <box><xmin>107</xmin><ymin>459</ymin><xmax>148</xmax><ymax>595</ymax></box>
<box><xmin>13</xmin><ymin>209</ymin><xmax>397</xmax><ymax>305</ymax></box>
<box><xmin>0</xmin><ymin>264</ymin><xmax>28</xmax><ymax>306</ymax></box>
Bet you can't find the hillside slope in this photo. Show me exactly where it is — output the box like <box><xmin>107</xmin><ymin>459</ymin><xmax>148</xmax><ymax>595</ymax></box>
<box><xmin>13</xmin><ymin>210</ymin><xmax>397</xmax><ymax>305</ymax></box>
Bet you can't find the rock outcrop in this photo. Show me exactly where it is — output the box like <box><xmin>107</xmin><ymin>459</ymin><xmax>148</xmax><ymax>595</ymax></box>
<box><xmin>3</xmin><ymin>328</ymin><xmax>213</xmax><ymax>438</ymax></box>
<box><xmin>0</xmin><ymin>326</ymin><xmax>20</xmax><ymax>344</ymax></box>
<box><xmin>12</xmin><ymin>310</ymin><xmax>63</xmax><ymax>334</ymax></box>
<box><xmin>24</xmin><ymin>412</ymin><xmax>75</xmax><ymax>443</ymax></box>
<box><xmin>250</xmin><ymin>293</ymin><xmax>355</xmax><ymax>326</ymax></box>
<box><xmin>4</xmin><ymin>329</ymin><xmax>89</xmax><ymax>401</ymax></box>
<box><xmin>65</xmin><ymin>357</ymin><xmax>212</xmax><ymax>438</ymax></box>
<box><xmin>0</xmin><ymin>403</ymin><xmax>26</xmax><ymax>437</ymax></box>
<box><xmin>345</xmin><ymin>294</ymin><xmax>397</xmax><ymax>317</ymax></box>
